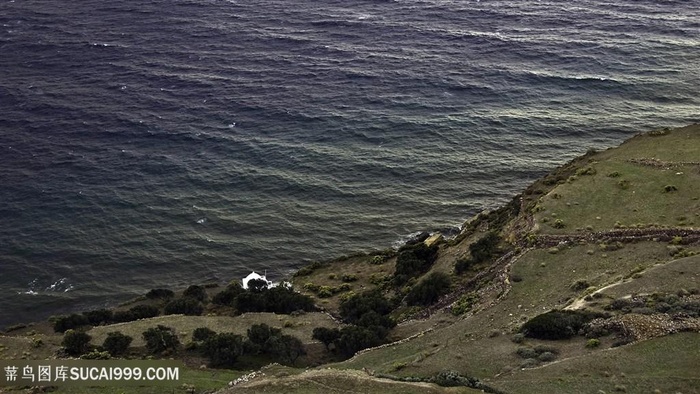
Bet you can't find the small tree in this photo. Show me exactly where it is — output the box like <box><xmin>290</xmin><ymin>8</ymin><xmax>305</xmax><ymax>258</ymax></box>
<box><xmin>268</xmin><ymin>334</ymin><xmax>305</xmax><ymax>365</ymax></box>
<box><xmin>63</xmin><ymin>330</ymin><xmax>92</xmax><ymax>356</ymax></box>
<box><xmin>201</xmin><ymin>333</ymin><xmax>244</xmax><ymax>368</ymax></box>
<box><xmin>143</xmin><ymin>325</ymin><xmax>179</xmax><ymax>354</ymax></box>
<box><xmin>247</xmin><ymin>323</ymin><xmax>281</xmax><ymax>347</ymax></box>
<box><xmin>102</xmin><ymin>331</ymin><xmax>132</xmax><ymax>356</ymax></box>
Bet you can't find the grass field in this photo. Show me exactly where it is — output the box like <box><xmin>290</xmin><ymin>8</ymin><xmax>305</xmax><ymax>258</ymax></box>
<box><xmin>490</xmin><ymin>332</ymin><xmax>700</xmax><ymax>394</ymax></box>
<box><xmin>533</xmin><ymin>125</ymin><xmax>700</xmax><ymax>233</ymax></box>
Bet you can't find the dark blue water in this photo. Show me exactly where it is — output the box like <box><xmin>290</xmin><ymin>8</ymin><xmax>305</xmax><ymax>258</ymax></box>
<box><xmin>1</xmin><ymin>0</ymin><xmax>698</xmax><ymax>327</ymax></box>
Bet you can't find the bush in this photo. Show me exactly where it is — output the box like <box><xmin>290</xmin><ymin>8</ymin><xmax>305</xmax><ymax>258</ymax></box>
<box><xmin>143</xmin><ymin>325</ymin><xmax>179</xmax><ymax>354</ymax></box>
<box><xmin>339</xmin><ymin>290</ymin><xmax>394</xmax><ymax>327</ymax></box>
<box><xmin>537</xmin><ymin>351</ymin><xmax>556</xmax><ymax>362</ymax></box>
<box><xmin>129</xmin><ymin>304</ymin><xmax>160</xmax><ymax>320</ymax></box>
<box><xmin>334</xmin><ymin>325</ymin><xmax>385</xmax><ymax>357</ymax></box>
<box><xmin>454</xmin><ymin>258</ymin><xmax>472</xmax><ymax>275</ymax></box>
<box><xmin>469</xmin><ymin>232</ymin><xmax>501</xmax><ymax>264</ymax></box>
<box><xmin>53</xmin><ymin>314</ymin><xmax>90</xmax><ymax>333</ymax></box>
<box><xmin>102</xmin><ymin>331</ymin><xmax>132</xmax><ymax>356</ymax></box>
<box><xmin>62</xmin><ymin>330</ymin><xmax>92</xmax><ymax>356</ymax></box>
<box><xmin>341</xmin><ymin>274</ymin><xmax>358</xmax><ymax>283</ymax></box>
<box><xmin>516</xmin><ymin>347</ymin><xmax>538</xmax><ymax>359</ymax></box>
<box><xmin>394</xmin><ymin>243</ymin><xmax>439</xmax><ymax>284</ymax></box>
<box><xmin>83</xmin><ymin>309</ymin><xmax>113</xmax><ymax>326</ymax></box>
<box><xmin>663</xmin><ymin>185</ymin><xmax>678</xmax><ymax>193</ymax></box>
<box><xmin>81</xmin><ymin>350</ymin><xmax>111</xmax><ymax>360</ymax></box>
<box><xmin>405</xmin><ymin>272</ymin><xmax>452</xmax><ymax>306</ymax></box>
<box><xmin>267</xmin><ymin>334</ymin><xmax>306</xmax><ymax>365</ymax></box>
<box><xmin>521</xmin><ymin>310</ymin><xmax>603</xmax><ymax>340</ymax></box>
<box><xmin>183</xmin><ymin>285</ymin><xmax>208</xmax><ymax>302</ymax></box>
<box><xmin>234</xmin><ymin>286</ymin><xmax>316</xmax><ymax>315</ymax></box>
<box><xmin>192</xmin><ymin>327</ymin><xmax>217</xmax><ymax>343</ymax></box>
<box><xmin>201</xmin><ymin>333</ymin><xmax>244</xmax><ymax>368</ymax></box>
<box><xmin>247</xmin><ymin>323</ymin><xmax>281</xmax><ymax>349</ymax></box>
<box><xmin>312</xmin><ymin>327</ymin><xmax>340</xmax><ymax>350</ymax></box>
<box><xmin>451</xmin><ymin>292</ymin><xmax>479</xmax><ymax>316</ymax></box>
<box><xmin>145</xmin><ymin>288</ymin><xmax>174</xmax><ymax>300</ymax></box>
<box><xmin>212</xmin><ymin>283</ymin><xmax>245</xmax><ymax>306</ymax></box>
<box><xmin>111</xmin><ymin>310</ymin><xmax>137</xmax><ymax>323</ymax></box>
<box><xmin>511</xmin><ymin>333</ymin><xmax>525</xmax><ymax>344</ymax></box>
<box><xmin>585</xmin><ymin>338</ymin><xmax>600</xmax><ymax>348</ymax></box>
<box><xmin>164</xmin><ymin>297</ymin><xmax>204</xmax><ymax>316</ymax></box>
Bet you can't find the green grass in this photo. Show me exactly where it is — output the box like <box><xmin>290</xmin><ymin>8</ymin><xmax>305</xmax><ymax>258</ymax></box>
<box><xmin>533</xmin><ymin>125</ymin><xmax>700</xmax><ymax>233</ymax></box>
<box><xmin>600</xmin><ymin>254</ymin><xmax>700</xmax><ymax>299</ymax></box>
<box><xmin>490</xmin><ymin>332</ymin><xmax>700</xmax><ymax>394</ymax></box>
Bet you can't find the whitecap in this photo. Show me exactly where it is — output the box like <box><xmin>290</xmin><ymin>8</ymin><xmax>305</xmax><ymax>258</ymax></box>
<box><xmin>196</xmin><ymin>218</ymin><xmax>206</xmax><ymax>224</ymax></box>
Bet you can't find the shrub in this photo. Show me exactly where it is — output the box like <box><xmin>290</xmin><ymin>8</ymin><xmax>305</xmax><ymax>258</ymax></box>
<box><xmin>267</xmin><ymin>334</ymin><xmax>306</xmax><ymax>365</ymax></box>
<box><xmin>247</xmin><ymin>323</ymin><xmax>281</xmax><ymax>349</ymax></box>
<box><xmin>451</xmin><ymin>292</ymin><xmax>479</xmax><ymax>316</ymax></box>
<box><xmin>339</xmin><ymin>290</ymin><xmax>394</xmax><ymax>327</ymax></box>
<box><xmin>432</xmin><ymin>370</ymin><xmax>477</xmax><ymax>387</ymax></box>
<box><xmin>312</xmin><ymin>327</ymin><xmax>340</xmax><ymax>351</ymax></box>
<box><xmin>341</xmin><ymin>274</ymin><xmax>358</xmax><ymax>283</ymax></box>
<box><xmin>201</xmin><ymin>333</ymin><xmax>244</xmax><ymax>368</ymax></box>
<box><xmin>102</xmin><ymin>331</ymin><xmax>132</xmax><ymax>356</ymax></box>
<box><xmin>394</xmin><ymin>243</ymin><xmax>439</xmax><ymax>284</ymax></box>
<box><xmin>164</xmin><ymin>298</ymin><xmax>204</xmax><ymax>316</ymax></box>
<box><xmin>128</xmin><ymin>304</ymin><xmax>159</xmax><ymax>320</ymax></box>
<box><xmin>575</xmin><ymin>167</ymin><xmax>596</xmax><ymax>176</ymax></box>
<box><xmin>192</xmin><ymin>327</ymin><xmax>217</xmax><ymax>342</ymax></box>
<box><xmin>83</xmin><ymin>309</ymin><xmax>113</xmax><ymax>326</ymax></box>
<box><xmin>552</xmin><ymin>219</ymin><xmax>565</xmax><ymax>229</ymax></box>
<box><xmin>520</xmin><ymin>310</ymin><xmax>603</xmax><ymax>340</ymax></box>
<box><xmin>585</xmin><ymin>338</ymin><xmax>600</xmax><ymax>348</ymax></box>
<box><xmin>234</xmin><ymin>286</ymin><xmax>316</xmax><ymax>314</ymax></box>
<box><xmin>454</xmin><ymin>258</ymin><xmax>472</xmax><ymax>275</ymax></box>
<box><xmin>663</xmin><ymin>185</ymin><xmax>678</xmax><ymax>193</ymax></box>
<box><xmin>53</xmin><ymin>314</ymin><xmax>90</xmax><ymax>333</ymax></box>
<box><xmin>334</xmin><ymin>325</ymin><xmax>385</xmax><ymax>357</ymax></box>
<box><xmin>145</xmin><ymin>288</ymin><xmax>174</xmax><ymax>300</ymax></box>
<box><xmin>533</xmin><ymin>344</ymin><xmax>559</xmax><ymax>354</ymax></box>
<box><xmin>469</xmin><ymin>232</ymin><xmax>500</xmax><ymax>264</ymax></box>
<box><xmin>142</xmin><ymin>325</ymin><xmax>179</xmax><ymax>354</ymax></box>
<box><xmin>537</xmin><ymin>351</ymin><xmax>556</xmax><ymax>362</ymax></box>
<box><xmin>62</xmin><ymin>330</ymin><xmax>92</xmax><ymax>356</ymax></box>
<box><xmin>405</xmin><ymin>272</ymin><xmax>451</xmax><ymax>306</ymax></box>
<box><xmin>212</xmin><ymin>283</ymin><xmax>245</xmax><ymax>306</ymax></box>
<box><xmin>183</xmin><ymin>285</ymin><xmax>208</xmax><ymax>302</ymax></box>
<box><xmin>511</xmin><ymin>333</ymin><xmax>525</xmax><ymax>344</ymax></box>
<box><xmin>111</xmin><ymin>310</ymin><xmax>137</xmax><ymax>323</ymax></box>
<box><xmin>81</xmin><ymin>350</ymin><xmax>111</xmax><ymax>360</ymax></box>
<box><xmin>317</xmin><ymin>286</ymin><xmax>334</xmax><ymax>298</ymax></box>
<box><xmin>369</xmin><ymin>255</ymin><xmax>388</xmax><ymax>265</ymax></box>
<box><xmin>516</xmin><ymin>347</ymin><xmax>538</xmax><ymax>359</ymax></box>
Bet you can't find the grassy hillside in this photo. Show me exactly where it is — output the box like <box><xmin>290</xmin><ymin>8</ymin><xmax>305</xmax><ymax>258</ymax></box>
<box><xmin>2</xmin><ymin>124</ymin><xmax>698</xmax><ymax>394</ymax></box>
